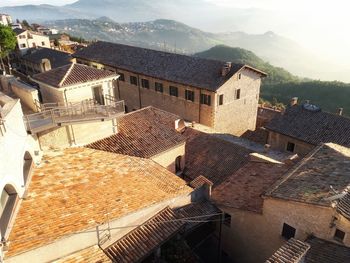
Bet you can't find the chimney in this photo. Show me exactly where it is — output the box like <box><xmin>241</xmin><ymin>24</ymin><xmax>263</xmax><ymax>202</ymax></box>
<box><xmin>40</xmin><ymin>58</ymin><xmax>51</xmax><ymax>72</ymax></box>
<box><xmin>304</xmin><ymin>100</ymin><xmax>310</xmax><ymax>104</ymax></box>
<box><xmin>221</xmin><ymin>62</ymin><xmax>232</xmax><ymax>77</ymax></box>
<box><xmin>290</xmin><ymin>97</ymin><xmax>298</xmax><ymax>107</ymax></box>
<box><xmin>337</xmin><ymin>108</ymin><xmax>343</xmax><ymax>116</ymax></box>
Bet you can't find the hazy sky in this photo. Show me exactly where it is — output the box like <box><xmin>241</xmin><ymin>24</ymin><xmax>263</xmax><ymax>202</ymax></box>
<box><xmin>1</xmin><ymin>0</ymin><xmax>350</xmax><ymax>65</ymax></box>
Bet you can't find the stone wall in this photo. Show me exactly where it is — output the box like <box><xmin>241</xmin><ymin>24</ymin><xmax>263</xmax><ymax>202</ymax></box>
<box><xmin>267</xmin><ymin>131</ymin><xmax>315</xmax><ymax>156</ymax></box>
<box><xmin>10</xmin><ymin>79</ymin><xmax>39</xmax><ymax>112</ymax></box>
<box><xmin>256</xmin><ymin>105</ymin><xmax>282</xmax><ymax>129</ymax></box>
<box><xmin>214</xmin><ymin>68</ymin><xmax>261</xmax><ymax>136</ymax></box>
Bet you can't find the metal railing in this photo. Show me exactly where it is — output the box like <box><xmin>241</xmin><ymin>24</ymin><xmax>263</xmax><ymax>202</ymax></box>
<box><xmin>24</xmin><ymin>99</ymin><xmax>125</xmax><ymax>133</ymax></box>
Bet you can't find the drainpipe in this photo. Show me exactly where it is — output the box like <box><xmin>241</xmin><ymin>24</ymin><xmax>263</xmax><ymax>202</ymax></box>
<box><xmin>137</xmin><ymin>74</ymin><xmax>142</xmax><ymax>109</ymax></box>
<box><xmin>198</xmin><ymin>88</ymin><xmax>201</xmax><ymax>124</ymax></box>
<box><xmin>63</xmin><ymin>89</ymin><xmax>68</xmax><ymax>106</ymax></box>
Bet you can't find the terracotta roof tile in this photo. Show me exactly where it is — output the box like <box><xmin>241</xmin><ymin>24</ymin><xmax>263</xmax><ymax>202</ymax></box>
<box><xmin>212</xmin><ymin>162</ymin><xmax>290</xmax><ymax>213</ymax></box>
<box><xmin>305</xmin><ymin>237</ymin><xmax>350</xmax><ymax>263</ymax></box>
<box><xmin>6</xmin><ymin>148</ymin><xmax>191</xmax><ymax>258</ymax></box>
<box><xmin>265</xmin><ymin>104</ymin><xmax>350</xmax><ymax>147</ymax></box>
<box><xmin>86</xmin><ymin>107</ymin><xmax>185</xmax><ymax>158</ymax></box>
<box><xmin>266</xmin><ymin>238</ymin><xmax>310</xmax><ymax>263</ymax></box>
<box><xmin>73</xmin><ymin>41</ymin><xmax>266</xmax><ymax>92</ymax></box>
<box><xmin>266</xmin><ymin>143</ymin><xmax>350</xmax><ymax>206</ymax></box>
<box><xmin>104</xmin><ymin>207</ymin><xmax>182</xmax><ymax>263</ymax></box>
<box><xmin>189</xmin><ymin>175</ymin><xmax>214</xmax><ymax>189</ymax></box>
<box><xmin>32</xmin><ymin>63</ymin><xmax>117</xmax><ymax>88</ymax></box>
<box><xmin>336</xmin><ymin>191</ymin><xmax>350</xmax><ymax>220</ymax></box>
<box><xmin>183</xmin><ymin>129</ymin><xmax>251</xmax><ymax>186</ymax></box>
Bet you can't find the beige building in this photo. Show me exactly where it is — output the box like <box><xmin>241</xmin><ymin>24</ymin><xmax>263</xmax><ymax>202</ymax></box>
<box><xmin>73</xmin><ymin>41</ymin><xmax>267</xmax><ymax>136</ymax></box>
<box><xmin>265</xmin><ymin>102</ymin><xmax>350</xmax><ymax>156</ymax></box>
<box><xmin>0</xmin><ymin>14</ymin><xmax>12</xmax><ymax>26</ymax></box>
<box><xmin>13</xmin><ymin>28</ymin><xmax>51</xmax><ymax>55</ymax></box>
<box><xmin>87</xmin><ymin>106</ymin><xmax>186</xmax><ymax>174</ymax></box>
<box><xmin>212</xmin><ymin>143</ymin><xmax>350</xmax><ymax>263</ymax></box>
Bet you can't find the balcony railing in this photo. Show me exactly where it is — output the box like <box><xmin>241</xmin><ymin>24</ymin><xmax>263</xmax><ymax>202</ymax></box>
<box><xmin>24</xmin><ymin>99</ymin><xmax>125</xmax><ymax>134</ymax></box>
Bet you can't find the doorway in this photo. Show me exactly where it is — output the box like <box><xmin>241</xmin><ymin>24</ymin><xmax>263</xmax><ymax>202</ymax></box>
<box><xmin>92</xmin><ymin>86</ymin><xmax>105</xmax><ymax>105</ymax></box>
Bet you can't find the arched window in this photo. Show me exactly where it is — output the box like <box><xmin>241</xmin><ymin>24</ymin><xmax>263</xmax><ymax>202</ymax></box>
<box><xmin>0</xmin><ymin>185</ymin><xmax>18</xmax><ymax>238</ymax></box>
<box><xmin>175</xmin><ymin>156</ymin><xmax>182</xmax><ymax>174</ymax></box>
<box><xmin>23</xmin><ymin>151</ymin><xmax>33</xmax><ymax>188</ymax></box>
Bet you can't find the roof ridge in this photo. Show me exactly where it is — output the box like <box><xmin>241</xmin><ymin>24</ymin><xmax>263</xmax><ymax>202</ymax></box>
<box><xmin>58</xmin><ymin>63</ymin><xmax>75</xmax><ymax>88</ymax></box>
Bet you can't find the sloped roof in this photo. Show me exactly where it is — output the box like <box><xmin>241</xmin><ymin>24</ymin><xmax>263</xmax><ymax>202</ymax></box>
<box><xmin>266</xmin><ymin>238</ymin><xmax>310</xmax><ymax>263</ymax></box>
<box><xmin>32</xmin><ymin>63</ymin><xmax>117</xmax><ymax>88</ymax></box>
<box><xmin>265</xmin><ymin>104</ymin><xmax>350</xmax><ymax>147</ymax></box>
<box><xmin>183</xmin><ymin>128</ymin><xmax>251</xmax><ymax>186</ymax></box>
<box><xmin>22</xmin><ymin>47</ymin><xmax>72</xmax><ymax>69</ymax></box>
<box><xmin>212</xmin><ymin>162</ymin><xmax>290</xmax><ymax>213</ymax></box>
<box><xmin>13</xmin><ymin>28</ymin><xmax>26</xmax><ymax>35</ymax></box>
<box><xmin>6</xmin><ymin>148</ymin><xmax>191</xmax><ymax>258</ymax></box>
<box><xmin>337</xmin><ymin>191</ymin><xmax>350</xmax><ymax>220</ymax></box>
<box><xmin>73</xmin><ymin>41</ymin><xmax>266</xmax><ymax>91</ymax></box>
<box><xmin>305</xmin><ymin>237</ymin><xmax>350</xmax><ymax>263</ymax></box>
<box><xmin>266</xmin><ymin>143</ymin><xmax>350</xmax><ymax>206</ymax></box>
<box><xmin>86</xmin><ymin>107</ymin><xmax>186</xmax><ymax>158</ymax></box>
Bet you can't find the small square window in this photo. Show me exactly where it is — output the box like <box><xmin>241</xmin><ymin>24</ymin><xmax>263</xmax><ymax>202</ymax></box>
<box><xmin>224</xmin><ymin>213</ymin><xmax>231</xmax><ymax>227</ymax></box>
<box><xmin>41</xmin><ymin>41</ymin><xmax>45</xmax><ymax>46</ymax></box>
<box><xmin>235</xmin><ymin>89</ymin><xmax>241</xmax><ymax>100</ymax></box>
<box><xmin>200</xmin><ymin>94</ymin><xmax>211</xmax><ymax>106</ymax></box>
<box><xmin>185</xmin><ymin>90</ymin><xmax>194</xmax><ymax>102</ymax></box>
<box><xmin>130</xmin><ymin>76</ymin><xmax>138</xmax><ymax>85</ymax></box>
<box><xmin>334</xmin><ymin>228</ymin><xmax>345</xmax><ymax>242</ymax></box>
<box><xmin>20</xmin><ymin>43</ymin><xmax>26</xmax><ymax>48</ymax></box>
<box><xmin>169</xmin><ymin>86</ymin><xmax>178</xmax><ymax>97</ymax></box>
<box><xmin>286</xmin><ymin>142</ymin><xmax>295</xmax><ymax>152</ymax></box>
<box><xmin>155</xmin><ymin>82</ymin><xmax>163</xmax><ymax>93</ymax></box>
<box><xmin>281</xmin><ymin>223</ymin><xmax>296</xmax><ymax>239</ymax></box>
<box><xmin>141</xmin><ymin>79</ymin><xmax>149</xmax><ymax>89</ymax></box>
<box><xmin>219</xmin><ymin>94</ymin><xmax>224</xmax><ymax>105</ymax></box>
<box><xmin>118</xmin><ymin>73</ymin><xmax>125</xmax><ymax>81</ymax></box>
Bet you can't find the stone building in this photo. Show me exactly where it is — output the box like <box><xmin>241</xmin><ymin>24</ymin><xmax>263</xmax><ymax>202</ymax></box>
<box><xmin>265</xmin><ymin>102</ymin><xmax>350</xmax><ymax>156</ymax></box>
<box><xmin>87</xmin><ymin>106</ymin><xmax>187</xmax><ymax>174</ymax></box>
<box><xmin>73</xmin><ymin>41</ymin><xmax>267</xmax><ymax>136</ymax></box>
<box><xmin>0</xmin><ymin>92</ymin><xmax>41</xmax><ymax>259</ymax></box>
<box><xmin>212</xmin><ymin>142</ymin><xmax>350</xmax><ymax>262</ymax></box>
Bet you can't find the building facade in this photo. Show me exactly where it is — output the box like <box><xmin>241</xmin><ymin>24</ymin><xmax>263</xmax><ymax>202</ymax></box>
<box><xmin>0</xmin><ymin>14</ymin><xmax>12</xmax><ymax>26</ymax></box>
<box><xmin>73</xmin><ymin>41</ymin><xmax>266</xmax><ymax>136</ymax></box>
<box><xmin>13</xmin><ymin>29</ymin><xmax>51</xmax><ymax>55</ymax></box>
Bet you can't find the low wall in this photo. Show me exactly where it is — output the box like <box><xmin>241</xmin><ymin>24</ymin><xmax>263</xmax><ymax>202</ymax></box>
<box><xmin>37</xmin><ymin>119</ymin><xmax>117</xmax><ymax>150</ymax></box>
<box><xmin>10</xmin><ymin>79</ymin><xmax>39</xmax><ymax>112</ymax></box>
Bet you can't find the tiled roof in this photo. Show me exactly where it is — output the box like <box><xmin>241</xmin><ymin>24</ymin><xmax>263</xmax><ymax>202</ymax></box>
<box><xmin>212</xmin><ymin>162</ymin><xmax>290</xmax><ymax>213</ymax></box>
<box><xmin>266</xmin><ymin>143</ymin><xmax>350</xmax><ymax>206</ymax></box>
<box><xmin>189</xmin><ymin>175</ymin><xmax>214</xmax><ymax>189</ymax></box>
<box><xmin>336</xmin><ymin>191</ymin><xmax>350</xmax><ymax>220</ymax></box>
<box><xmin>104</xmin><ymin>207</ymin><xmax>182</xmax><ymax>263</ymax></box>
<box><xmin>266</xmin><ymin>238</ymin><xmax>310</xmax><ymax>263</ymax></box>
<box><xmin>73</xmin><ymin>41</ymin><xmax>266</xmax><ymax>92</ymax></box>
<box><xmin>265</xmin><ymin>104</ymin><xmax>350</xmax><ymax>147</ymax></box>
<box><xmin>6</xmin><ymin>148</ymin><xmax>191</xmax><ymax>258</ymax></box>
<box><xmin>22</xmin><ymin>47</ymin><xmax>72</xmax><ymax>69</ymax></box>
<box><xmin>32</xmin><ymin>63</ymin><xmax>117</xmax><ymax>88</ymax></box>
<box><xmin>54</xmin><ymin>245</ymin><xmax>111</xmax><ymax>263</ymax></box>
<box><xmin>305</xmin><ymin>237</ymin><xmax>350</xmax><ymax>263</ymax></box>
<box><xmin>183</xmin><ymin>128</ymin><xmax>251</xmax><ymax>186</ymax></box>
<box><xmin>86</xmin><ymin>107</ymin><xmax>186</xmax><ymax>158</ymax></box>
<box><xmin>13</xmin><ymin>28</ymin><xmax>26</xmax><ymax>35</ymax></box>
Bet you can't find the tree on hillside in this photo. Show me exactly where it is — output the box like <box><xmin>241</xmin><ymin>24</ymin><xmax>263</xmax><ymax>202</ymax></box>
<box><xmin>0</xmin><ymin>25</ymin><xmax>17</xmax><ymax>74</ymax></box>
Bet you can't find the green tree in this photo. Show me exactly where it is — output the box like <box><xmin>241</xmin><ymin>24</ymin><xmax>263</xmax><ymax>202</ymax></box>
<box><xmin>0</xmin><ymin>25</ymin><xmax>17</xmax><ymax>73</ymax></box>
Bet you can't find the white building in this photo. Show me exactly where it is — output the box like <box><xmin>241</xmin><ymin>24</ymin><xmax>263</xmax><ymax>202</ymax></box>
<box><xmin>13</xmin><ymin>29</ymin><xmax>51</xmax><ymax>55</ymax></box>
<box><xmin>0</xmin><ymin>14</ymin><xmax>12</xmax><ymax>26</ymax></box>
<box><xmin>0</xmin><ymin>91</ymin><xmax>41</xmax><ymax>259</ymax></box>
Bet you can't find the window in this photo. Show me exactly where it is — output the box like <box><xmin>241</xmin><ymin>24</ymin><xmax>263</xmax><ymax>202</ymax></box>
<box><xmin>185</xmin><ymin>90</ymin><xmax>194</xmax><ymax>102</ymax></box>
<box><xmin>92</xmin><ymin>65</ymin><xmax>98</xmax><ymax>69</ymax></box>
<box><xmin>200</xmin><ymin>94</ymin><xmax>211</xmax><ymax>106</ymax></box>
<box><xmin>19</xmin><ymin>35</ymin><xmax>26</xmax><ymax>39</ymax></box>
<box><xmin>238</xmin><ymin>73</ymin><xmax>242</xmax><ymax>79</ymax></box>
<box><xmin>281</xmin><ymin>223</ymin><xmax>296</xmax><ymax>239</ymax></box>
<box><xmin>130</xmin><ymin>76</ymin><xmax>138</xmax><ymax>85</ymax></box>
<box><xmin>219</xmin><ymin>94</ymin><xmax>224</xmax><ymax>105</ymax></box>
<box><xmin>20</xmin><ymin>43</ymin><xmax>26</xmax><ymax>48</ymax></box>
<box><xmin>334</xmin><ymin>228</ymin><xmax>345</xmax><ymax>242</ymax></box>
<box><xmin>41</xmin><ymin>41</ymin><xmax>45</xmax><ymax>46</ymax></box>
<box><xmin>286</xmin><ymin>142</ymin><xmax>295</xmax><ymax>152</ymax></box>
<box><xmin>235</xmin><ymin>89</ymin><xmax>241</xmax><ymax>100</ymax></box>
<box><xmin>141</xmin><ymin>79</ymin><xmax>149</xmax><ymax>89</ymax></box>
<box><xmin>155</xmin><ymin>82</ymin><xmax>163</xmax><ymax>93</ymax></box>
<box><xmin>169</xmin><ymin>86</ymin><xmax>178</xmax><ymax>97</ymax></box>
<box><xmin>118</xmin><ymin>73</ymin><xmax>125</xmax><ymax>81</ymax></box>
<box><xmin>224</xmin><ymin>213</ymin><xmax>231</xmax><ymax>227</ymax></box>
